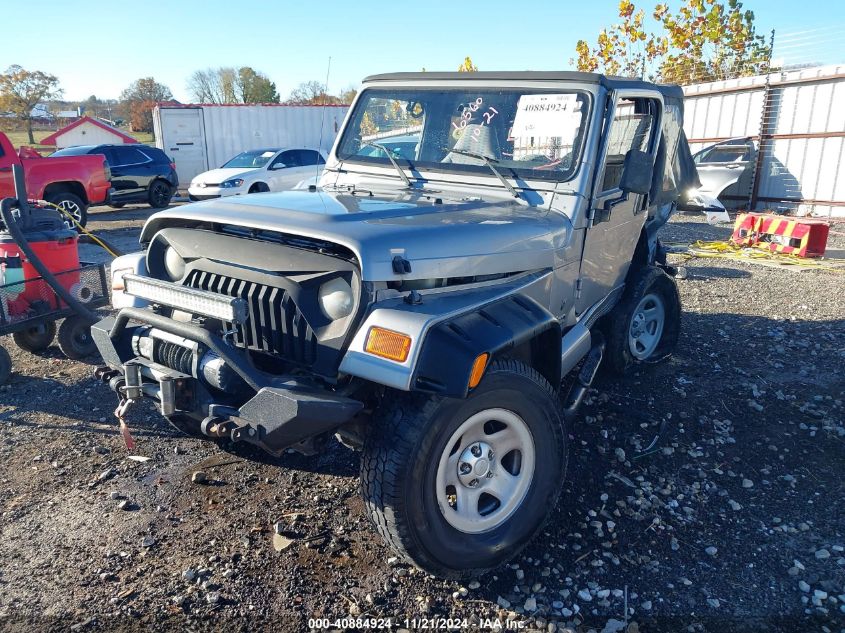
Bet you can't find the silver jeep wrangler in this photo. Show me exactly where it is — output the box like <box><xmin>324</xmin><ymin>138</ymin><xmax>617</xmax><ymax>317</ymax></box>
<box><xmin>93</xmin><ymin>71</ymin><xmax>698</xmax><ymax>578</ymax></box>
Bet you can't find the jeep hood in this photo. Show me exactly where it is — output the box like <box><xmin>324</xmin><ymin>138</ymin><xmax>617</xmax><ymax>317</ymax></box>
<box><xmin>142</xmin><ymin>190</ymin><xmax>569</xmax><ymax>281</ymax></box>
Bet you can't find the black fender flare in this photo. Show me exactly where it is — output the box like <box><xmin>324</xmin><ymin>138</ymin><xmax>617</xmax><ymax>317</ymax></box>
<box><xmin>411</xmin><ymin>294</ymin><xmax>561</xmax><ymax>398</ymax></box>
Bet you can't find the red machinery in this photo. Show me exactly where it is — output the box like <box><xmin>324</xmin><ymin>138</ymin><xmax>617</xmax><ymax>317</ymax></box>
<box><xmin>1</xmin><ymin>165</ymin><xmax>109</xmax><ymax>383</ymax></box>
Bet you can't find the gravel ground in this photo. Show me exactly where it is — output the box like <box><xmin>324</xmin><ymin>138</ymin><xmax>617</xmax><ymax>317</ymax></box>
<box><xmin>1</xmin><ymin>206</ymin><xmax>844</xmax><ymax>633</ymax></box>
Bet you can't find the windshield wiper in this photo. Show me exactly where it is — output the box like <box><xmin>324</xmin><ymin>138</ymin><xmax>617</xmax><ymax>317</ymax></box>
<box><xmin>363</xmin><ymin>141</ymin><xmax>412</xmax><ymax>188</ymax></box>
<box><xmin>446</xmin><ymin>149</ymin><xmax>520</xmax><ymax>198</ymax></box>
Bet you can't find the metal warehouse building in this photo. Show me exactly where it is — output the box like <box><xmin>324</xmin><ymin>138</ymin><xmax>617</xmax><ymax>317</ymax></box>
<box><xmin>683</xmin><ymin>64</ymin><xmax>845</xmax><ymax>218</ymax></box>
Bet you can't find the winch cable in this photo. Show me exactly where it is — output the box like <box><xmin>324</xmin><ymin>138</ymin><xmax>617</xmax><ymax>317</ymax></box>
<box><xmin>0</xmin><ymin>198</ymin><xmax>99</xmax><ymax>325</ymax></box>
<box><xmin>38</xmin><ymin>200</ymin><xmax>123</xmax><ymax>258</ymax></box>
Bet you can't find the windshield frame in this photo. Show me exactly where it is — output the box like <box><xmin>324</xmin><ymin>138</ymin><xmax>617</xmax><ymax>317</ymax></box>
<box><xmin>335</xmin><ymin>87</ymin><xmax>592</xmax><ymax>185</ymax></box>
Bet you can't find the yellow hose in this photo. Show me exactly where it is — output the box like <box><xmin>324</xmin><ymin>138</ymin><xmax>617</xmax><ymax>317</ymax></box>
<box><xmin>665</xmin><ymin>239</ymin><xmax>844</xmax><ymax>273</ymax></box>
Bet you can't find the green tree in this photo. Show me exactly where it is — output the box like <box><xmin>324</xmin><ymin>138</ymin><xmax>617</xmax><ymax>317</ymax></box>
<box><xmin>574</xmin><ymin>0</ymin><xmax>770</xmax><ymax>84</ymax></box>
<box><xmin>0</xmin><ymin>65</ymin><xmax>62</xmax><ymax>143</ymax></box>
<box><xmin>236</xmin><ymin>67</ymin><xmax>279</xmax><ymax>103</ymax></box>
<box><xmin>120</xmin><ymin>77</ymin><xmax>173</xmax><ymax>132</ymax></box>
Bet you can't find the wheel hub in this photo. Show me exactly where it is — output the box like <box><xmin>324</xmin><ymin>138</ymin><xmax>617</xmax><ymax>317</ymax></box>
<box><xmin>457</xmin><ymin>442</ymin><xmax>494</xmax><ymax>487</ymax></box>
<box><xmin>436</xmin><ymin>408</ymin><xmax>536</xmax><ymax>534</ymax></box>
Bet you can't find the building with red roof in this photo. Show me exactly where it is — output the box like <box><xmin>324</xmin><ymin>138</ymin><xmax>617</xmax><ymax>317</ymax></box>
<box><xmin>40</xmin><ymin>116</ymin><xmax>138</xmax><ymax>149</ymax></box>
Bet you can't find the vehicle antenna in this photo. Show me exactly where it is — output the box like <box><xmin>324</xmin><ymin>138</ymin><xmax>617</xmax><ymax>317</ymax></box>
<box><xmin>316</xmin><ymin>56</ymin><xmax>332</xmax><ymax>186</ymax></box>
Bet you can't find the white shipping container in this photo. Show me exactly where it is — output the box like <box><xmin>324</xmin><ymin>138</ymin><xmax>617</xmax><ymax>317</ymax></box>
<box><xmin>153</xmin><ymin>104</ymin><xmax>350</xmax><ymax>184</ymax></box>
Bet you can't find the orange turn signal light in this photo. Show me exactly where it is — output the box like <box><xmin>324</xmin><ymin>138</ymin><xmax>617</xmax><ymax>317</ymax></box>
<box><xmin>468</xmin><ymin>353</ymin><xmax>490</xmax><ymax>389</ymax></box>
<box><xmin>365</xmin><ymin>327</ymin><xmax>412</xmax><ymax>362</ymax></box>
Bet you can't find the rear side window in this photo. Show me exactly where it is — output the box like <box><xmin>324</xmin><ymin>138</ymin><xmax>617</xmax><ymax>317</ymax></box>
<box><xmin>112</xmin><ymin>146</ymin><xmax>150</xmax><ymax>166</ymax></box>
<box><xmin>276</xmin><ymin>150</ymin><xmax>301</xmax><ymax>167</ymax></box>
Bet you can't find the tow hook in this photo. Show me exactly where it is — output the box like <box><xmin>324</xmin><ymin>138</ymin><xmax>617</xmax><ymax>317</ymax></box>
<box><xmin>114</xmin><ymin>395</ymin><xmax>137</xmax><ymax>450</ymax></box>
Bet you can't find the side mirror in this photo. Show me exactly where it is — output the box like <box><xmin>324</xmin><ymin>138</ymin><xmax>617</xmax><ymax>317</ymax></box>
<box><xmin>269</xmin><ymin>163</ymin><xmax>287</xmax><ymax>171</ymax></box>
<box><xmin>619</xmin><ymin>149</ymin><xmax>653</xmax><ymax>195</ymax></box>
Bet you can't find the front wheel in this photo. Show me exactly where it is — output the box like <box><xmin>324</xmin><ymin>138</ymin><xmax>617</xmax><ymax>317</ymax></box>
<box><xmin>604</xmin><ymin>265</ymin><xmax>681</xmax><ymax>375</ymax></box>
<box><xmin>360</xmin><ymin>360</ymin><xmax>567</xmax><ymax>579</ymax></box>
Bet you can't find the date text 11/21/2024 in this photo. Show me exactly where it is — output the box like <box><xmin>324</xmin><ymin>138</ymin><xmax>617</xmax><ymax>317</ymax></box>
<box><xmin>308</xmin><ymin>617</ymin><xmax>527</xmax><ymax>630</ymax></box>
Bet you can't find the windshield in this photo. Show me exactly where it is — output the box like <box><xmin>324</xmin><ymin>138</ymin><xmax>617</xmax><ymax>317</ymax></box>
<box><xmin>222</xmin><ymin>150</ymin><xmax>278</xmax><ymax>169</ymax></box>
<box><xmin>337</xmin><ymin>88</ymin><xmax>590</xmax><ymax>183</ymax></box>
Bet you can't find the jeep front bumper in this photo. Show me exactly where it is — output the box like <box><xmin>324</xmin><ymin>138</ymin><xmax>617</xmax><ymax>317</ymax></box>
<box><xmin>91</xmin><ymin>310</ymin><xmax>363</xmax><ymax>455</ymax></box>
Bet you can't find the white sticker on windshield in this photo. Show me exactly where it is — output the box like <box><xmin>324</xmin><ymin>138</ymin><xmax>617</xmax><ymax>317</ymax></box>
<box><xmin>261</xmin><ymin>151</ymin><xmax>275</xmax><ymax>158</ymax></box>
<box><xmin>511</xmin><ymin>94</ymin><xmax>581</xmax><ymax>138</ymax></box>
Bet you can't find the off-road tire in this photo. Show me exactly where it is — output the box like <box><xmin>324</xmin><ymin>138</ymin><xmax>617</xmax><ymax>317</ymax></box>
<box><xmin>148</xmin><ymin>180</ymin><xmax>173</xmax><ymax>209</ymax></box>
<box><xmin>605</xmin><ymin>265</ymin><xmax>681</xmax><ymax>375</ymax></box>
<box><xmin>0</xmin><ymin>345</ymin><xmax>11</xmax><ymax>384</ymax></box>
<box><xmin>57</xmin><ymin>315</ymin><xmax>97</xmax><ymax>360</ymax></box>
<box><xmin>13</xmin><ymin>321</ymin><xmax>57</xmax><ymax>353</ymax></box>
<box><xmin>46</xmin><ymin>192</ymin><xmax>88</xmax><ymax>229</ymax></box>
<box><xmin>360</xmin><ymin>359</ymin><xmax>567</xmax><ymax>579</ymax></box>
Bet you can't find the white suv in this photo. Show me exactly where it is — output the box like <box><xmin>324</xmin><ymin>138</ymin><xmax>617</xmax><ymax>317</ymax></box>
<box><xmin>188</xmin><ymin>147</ymin><xmax>325</xmax><ymax>201</ymax></box>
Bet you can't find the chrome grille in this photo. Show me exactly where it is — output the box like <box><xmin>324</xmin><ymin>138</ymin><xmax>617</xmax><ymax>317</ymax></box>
<box><xmin>184</xmin><ymin>270</ymin><xmax>317</xmax><ymax>366</ymax></box>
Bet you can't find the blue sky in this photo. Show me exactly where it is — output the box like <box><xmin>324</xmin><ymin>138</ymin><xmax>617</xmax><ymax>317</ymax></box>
<box><xmin>4</xmin><ymin>0</ymin><xmax>844</xmax><ymax>102</ymax></box>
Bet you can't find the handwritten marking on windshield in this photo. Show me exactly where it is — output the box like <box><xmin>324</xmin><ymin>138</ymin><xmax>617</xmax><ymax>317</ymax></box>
<box><xmin>451</xmin><ymin>97</ymin><xmax>500</xmax><ymax>140</ymax></box>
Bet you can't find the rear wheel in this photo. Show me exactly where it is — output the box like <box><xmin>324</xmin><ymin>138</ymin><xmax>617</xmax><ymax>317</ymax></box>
<box><xmin>605</xmin><ymin>265</ymin><xmax>681</xmax><ymax>375</ymax></box>
<box><xmin>13</xmin><ymin>321</ymin><xmax>56</xmax><ymax>353</ymax></box>
<box><xmin>360</xmin><ymin>360</ymin><xmax>567</xmax><ymax>578</ymax></box>
<box><xmin>57</xmin><ymin>315</ymin><xmax>97</xmax><ymax>360</ymax></box>
<box><xmin>0</xmin><ymin>345</ymin><xmax>11</xmax><ymax>384</ymax></box>
<box><xmin>46</xmin><ymin>192</ymin><xmax>87</xmax><ymax>229</ymax></box>
<box><xmin>148</xmin><ymin>180</ymin><xmax>173</xmax><ymax>209</ymax></box>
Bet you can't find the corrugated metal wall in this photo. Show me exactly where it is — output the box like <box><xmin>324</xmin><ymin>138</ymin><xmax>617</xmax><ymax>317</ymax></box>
<box><xmin>155</xmin><ymin>105</ymin><xmax>349</xmax><ymax>183</ymax></box>
<box><xmin>683</xmin><ymin>65</ymin><xmax>845</xmax><ymax>217</ymax></box>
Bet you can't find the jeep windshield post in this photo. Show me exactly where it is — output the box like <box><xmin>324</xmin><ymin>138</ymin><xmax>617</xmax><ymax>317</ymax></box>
<box><xmin>92</xmin><ymin>71</ymin><xmax>698</xmax><ymax>580</ymax></box>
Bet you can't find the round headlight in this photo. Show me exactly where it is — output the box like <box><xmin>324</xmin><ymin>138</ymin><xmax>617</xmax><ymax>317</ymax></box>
<box><xmin>318</xmin><ymin>277</ymin><xmax>353</xmax><ymax>320</ymax></box>
<box><xmin>164</xmin><ymin>246</ymin><xmax>186</xmax><ymax>281</ymax></box>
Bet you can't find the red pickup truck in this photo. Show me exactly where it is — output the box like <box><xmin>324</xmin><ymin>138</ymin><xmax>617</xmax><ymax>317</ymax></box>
<box><xmin>0</xmin><ymin>131</ymin><xmax>112</xmax><ymax>227</ymax></box>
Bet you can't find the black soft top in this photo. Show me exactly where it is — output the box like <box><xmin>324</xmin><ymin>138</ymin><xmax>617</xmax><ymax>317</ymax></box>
<box><xmin>363</xmin><ymin>71</ymin><xmax>684</xmax><ymax>99</ymax></box>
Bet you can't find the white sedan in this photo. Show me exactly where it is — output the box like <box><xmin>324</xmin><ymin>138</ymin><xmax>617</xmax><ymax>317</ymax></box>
<box><xmin>188</xmin><ymin>147</ymin><xmax>325</xmax><ymax>201</ymax></box>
